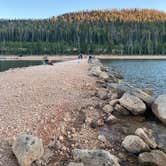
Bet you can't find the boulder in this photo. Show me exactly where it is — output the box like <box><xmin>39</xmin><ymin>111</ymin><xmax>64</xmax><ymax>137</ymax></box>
<box><xmin>122</xmin><ymin>135</ymin><xmax>149</xmax><ymax>154</ymax></box>
<box><xmin>109</xmin><ymin>99</ymin><xmax>119</xmax><ymax>107</ymax></box>
<box><xmin>108</xmin><ymin>83</ymin><xmax>153</xmax><ymax>105</ymax></box>
<box><xmin>91</xmin><ymin>58</ymin><xmax>103</xmax><ymax>66</ymax></box>
<box><xmin>73</xmin><ymin>149</ymin><xmax>120</xmax><ymax>166</ymax></box>
<box><xmin>12</xmin><ymin>134</ymin><xmax>44</xmax><ymax>166</ymax></box>
<box><xmin>89</xmin><ymin>65</ymin><xmax>102</xmax><ymax>77</ymax></box>
<box><xmin>135</xmin><ymin>128</ymin><xmax>157</xmax><ymax>149</ymax></box>
<box><xmin>138</xmin><ymin>150</ymin><xmax>166</xmax><ymax>166</ymax></box>
<box><xmin>152</xmin><ymin>94</ymin><xmax>166</xmax><ymax>125</ymax></box>
<box><xmin>97</xmin><ymin>88</ymin><xmax>108</xmax><ymax>100</ymax></box>
<box><xmin>119</xmin><ymin>93</ymin><xmax>146</xmax><ymax>115</ymax></box>
<box><xmin>99</xmin><ymin>72</ymin><xmax>110</xmax><ymax>81</ymax></box>
<box><xmin>114</xmin><ymin>104</ymin><xmax>130</xmax><ymax>116</ymax></box>
<box><xmin>108</xmin><ymin>83</ymin><xmax>125</xmax><ymax>98</ymax></box>
<box><xmin>103</xmin><ymin>104</ymin><xmax>113</xmax><ymax>114</ymax></box>
<box><xmin>130</xmin><ymin>87</ymin><xmax>154</xmax><ymax>105</ymax></box>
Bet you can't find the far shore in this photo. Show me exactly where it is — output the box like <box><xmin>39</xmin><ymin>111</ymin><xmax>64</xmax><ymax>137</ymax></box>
<box><xmin>1</xmin><ymin>55</ymin><xmax>166</xmax><ymax>61</ymax></box>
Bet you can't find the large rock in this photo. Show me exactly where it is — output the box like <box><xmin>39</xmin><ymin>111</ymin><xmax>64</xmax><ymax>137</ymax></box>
<box><xmin>135</xmin><ymin>128</ymin><xmax>157</xmax><ymax>149</ymax></box>
<box><xmin>12</xmin><ymin>134</ymin><xmax>44</xmax><ymax>166</ymax></box>
<box><xmin>89</xmin><ymin>65</ymin><xmax>102</xmax><ymax>77</ymax></box>
<box><xmin>108</xmin><ymin>83</ymin><xmax>153</xmax><ymax>105</ymax></box>
<box><xmin>152</xmin><ymin>94</ymin><xmax>166</xmax><ymax>125</ymax></box>
<box><xmin>119</xmin><ymin>93</ymin><xmax>146</xmax><ymax>115</ymax></box>
<box><xmin>99</xmin><ymin>72</ymin><xmax>110</xmax><ymax>81</ymax></box>
<box><xmin>114</xmin><ymin>104</ymin><xmax>130</xmax><ymax>116</ymax></box>
<box><xmin>122</xmin><ymin>135</ymin><xmax>149</xmax><ymax>154</ymax></box>
<box><xmin>138</xmin><ymin>150</ymin><xmax>166</xmax><ymax>166</ymax></box>
<box><xmin>97</xmin><ymin>88</ymin><xmax>108</xmax><ymax>100</ymax></box>
<box><xmin>73</xmin><ymin>149</ymin><xmax>120</xmax><ymax>166</ymax></box>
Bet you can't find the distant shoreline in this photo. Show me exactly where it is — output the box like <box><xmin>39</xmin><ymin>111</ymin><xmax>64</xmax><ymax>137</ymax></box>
<box><xmin>0</xmin><ymin>55</ymin><xmax>166</xmax><ymax>61</ymax></box>
<box><xmin>97</xmin><ymin>55</ymin><xmax>166</xmax><ymax>60</ymax></box>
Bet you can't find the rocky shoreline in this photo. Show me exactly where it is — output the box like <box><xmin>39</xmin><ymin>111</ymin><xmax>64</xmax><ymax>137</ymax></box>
<box><xmin>3</xmin><ymin>59</ymin><xmax>166</xmax><ymax>166</ymax></box>
<box><xmin>85</xmin><ymin>58</ymin><xmax>166</xmax><ymax>166</ymax></box>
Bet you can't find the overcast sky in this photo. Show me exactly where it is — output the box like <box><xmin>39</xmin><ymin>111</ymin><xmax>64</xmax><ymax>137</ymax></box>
<box><xmin>0</xmin><ymin>0</ymin><xmax>165</xmax><ymax>19</ymax></box>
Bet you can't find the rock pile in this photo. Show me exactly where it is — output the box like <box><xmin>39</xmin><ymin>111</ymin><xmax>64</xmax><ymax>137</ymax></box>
<box><xmin>87</xmin><ymin>58</ymin><xmax>166</xmax><ymax>165</ymax></box>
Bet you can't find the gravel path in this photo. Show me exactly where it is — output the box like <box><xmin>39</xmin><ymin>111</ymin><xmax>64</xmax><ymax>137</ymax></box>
<box><xmin>0</xmin><ymin>59</ymin><xmax>96</xmax><ymax>144</ymax></box>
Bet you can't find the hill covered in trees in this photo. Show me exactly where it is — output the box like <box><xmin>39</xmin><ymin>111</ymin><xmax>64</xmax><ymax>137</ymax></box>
<box><xmin>0</xmin><ymin>9</ymin><xmax>166</xmax><ymax>55</ymax></box>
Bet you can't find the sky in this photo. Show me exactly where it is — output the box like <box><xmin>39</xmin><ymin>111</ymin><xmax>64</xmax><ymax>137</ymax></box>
<box><xmin>0</xmin><ymin>0</ymin><xmax>166</xmax><ymax>19</ymax></box>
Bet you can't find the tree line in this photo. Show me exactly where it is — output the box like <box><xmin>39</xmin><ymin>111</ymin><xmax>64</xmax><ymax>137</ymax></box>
<box><xmin>0</xmin><ymin>9</ymin><xmax>166</xmax><ymax>55</ymax></box>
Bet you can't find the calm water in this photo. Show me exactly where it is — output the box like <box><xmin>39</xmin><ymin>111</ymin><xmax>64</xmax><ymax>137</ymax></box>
<box><xmin>0</xmin><ymin>60</ymin><xmax>61</xmax><ymax>72</ymax></box>
<box><xmin>101</xmin><ymin>59</ymin><xmax>166</xmax><ymax>96</ymax></box>
<box><xmin>0</xmin><ymin>60</ymin><xmax>44</xmax><ymax>72</ymax></box>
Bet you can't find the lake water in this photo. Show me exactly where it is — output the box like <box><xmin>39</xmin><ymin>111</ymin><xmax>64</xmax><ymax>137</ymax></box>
<box><xmin>101</xmin><ymin>59</ymin><xmax>166</xmax><ymax>96</ymax></box>
<box><xmin>0</xmin><ymin>60</ymin><xmax>61</xmax><ymax>72</ymax></box>
<box><xmin>0</xmin><ymin>60</ymin><xmax>44</xmax><ymax>72</ymax></box>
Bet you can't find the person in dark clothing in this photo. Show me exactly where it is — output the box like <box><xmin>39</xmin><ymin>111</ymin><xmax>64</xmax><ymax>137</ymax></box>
<box><xmin>88</xmin><ymin>55</ymin><xmax>92</xmax><ymax>63</ymax></box>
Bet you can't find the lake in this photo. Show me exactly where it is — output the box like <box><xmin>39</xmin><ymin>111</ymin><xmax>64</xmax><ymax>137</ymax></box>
<box><xmin>101</xmin><ymin>59</ymin><xmax>166</xmax><ymax>96</ymax></box>
<box><xmin>0</xmin><ymin>60</ymin><xmax>61</xmax><ymax>72</ymax></box>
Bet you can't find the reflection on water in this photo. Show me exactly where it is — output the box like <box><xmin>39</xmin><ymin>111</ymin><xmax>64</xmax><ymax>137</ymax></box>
<box><xmin>101</xmin><ymin>59</ymin><xmax>166</xmax><ymax>96</ymax></box>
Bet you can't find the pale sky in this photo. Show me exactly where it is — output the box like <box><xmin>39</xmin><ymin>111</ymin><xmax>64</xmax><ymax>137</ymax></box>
<box><xmin>0</xmin><ymin>0</ymin><xmax>165</xmax><ymax>19</ymax></box>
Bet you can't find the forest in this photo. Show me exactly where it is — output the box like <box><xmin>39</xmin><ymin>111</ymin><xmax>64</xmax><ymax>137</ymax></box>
<box><xmin>0</xmin><ymin>9</ymin><xmax>166</xmax><ymax>55</ymax></box>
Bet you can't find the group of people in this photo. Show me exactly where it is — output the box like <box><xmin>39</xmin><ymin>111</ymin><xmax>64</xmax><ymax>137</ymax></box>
<box><xmin>42</xmin><ymin>54</ymin><xmax>95</xmax><ymax>65</ymax></box>
<box><xmin>77</xmin><ymin>54</ymin><xmax>95</xmax><ymax>63</ymax></box>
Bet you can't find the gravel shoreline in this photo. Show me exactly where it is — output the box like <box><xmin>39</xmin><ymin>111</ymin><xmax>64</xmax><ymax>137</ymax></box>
<box><xmin>0</xmin><ymin>59</ymin><xmax>96</xmax><ymax>143</ymax></box>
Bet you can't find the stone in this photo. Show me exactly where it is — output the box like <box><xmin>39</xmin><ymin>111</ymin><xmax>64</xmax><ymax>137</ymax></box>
<box><xmin>138</xmin><ymin>150</ymin><xmax>166</xmax><ymax>166</ymax></box>
<box><xmin>130</xmin><ymin>87</ymin><xmax>154</xmax><ymax>105</ymax></box>
<box><xmin>68</xmin><ymin>162</ymin><xmax>84</xmax><ymax>166</ymax></box>
<box><xmin>103</xmin><ymin>104</ymin><xmax>113</xmax><ymax>113</ymax></box>
<box><xmin>114</xmin><ymin>73</ymin><xmax>124</xmax><ymax>80</ymax></box>
<box><xmin>143</xmin><ymin>89</ymin><xmax>154</xmax><ymax>96</ymax></box>
<box><xmin>99</xmin><ymin>72</ymin><xmax>110</xmax><ymax>81</ymax></box>
<box><xmin>73</xmin><ymin>149</ymin><xmax>120</xmax><ymax>166</ymax></box>
<box><xmin>12</xmin><ymin>134</ymin><xmax>44</xmax><ymax>166</ymax></box>
<box><xmin>100</xmin><ymin>66</ymin><xmax>109</xmax><ymax>72</ymax></box>
<box><xmin>114</xmin><ymin>104</ymin><xmax>130</xmax><ymax>116</ymax></box>
<box><xmin>152</xmin><ymin>94</ymin><xmax>166</xmax><ymax>125</ymax></box>
<box><xmin>122</xmin><ymin>135</ymin><xmax>149</xmax><ymax>154</ymax></box>
<box><xmin>96</xmin><ymin>118</ymin><xmax>104</xmax><ymax>127</ymax></box>
<box><xmin>89</xmin><ymin>65</ymin><xmax>102</xmax><ymax>77</ymax></box>
<box><xmin>108</xmin><ymin>83</ymin><xmax>153</xmax><ymax>105</ymax></box>
<box><xmin>105</xmin><ymin>115</ymin><xmax>119</xmax><ymax>124</ymax></box>
<box><xmin>98</xmin><ymin>134</ymin><xmax>107</xmax><ymax>143</ymax></box>
<box><xmin>111</xmin><ymin>93</ymin><xmax>119</xmax><ymax>100</ymax></box>
<box><xmin>119</xmin><ymin>93</ymin><xmax>146</xmax><ymax>115</ymax></box>
<box><xmin>97</xmin><ymin>88</ymin><xmax>108</xmax><ymax>100</ymax></box>
<box><xmin>109</xmin><ymin>99</ymin><xmax>119</xmax><ymax>107</ymax></box>
<box><xmin>135</xmin><ymin>128</ymin><xmax>157</xmax><ymax>149</ymax></box>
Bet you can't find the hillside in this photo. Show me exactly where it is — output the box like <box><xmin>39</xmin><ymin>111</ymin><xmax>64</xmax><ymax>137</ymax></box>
<box><xmin>0</xmin><ymin>9</ymin><xmax>166</xmax><ymax>55</ymax></box>
<box><xmin>55</xmin><ymin>9</ymin><xmax>166</xmax><ymax>22</ymax></box>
